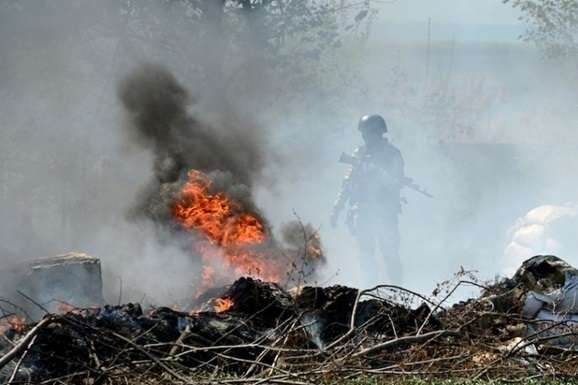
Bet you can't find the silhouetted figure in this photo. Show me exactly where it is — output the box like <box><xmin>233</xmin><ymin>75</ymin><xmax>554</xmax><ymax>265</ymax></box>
<box><xmin>331</xmin><ymin>115</ymin><xmax>404</xmax><ymax>285</ymax></box>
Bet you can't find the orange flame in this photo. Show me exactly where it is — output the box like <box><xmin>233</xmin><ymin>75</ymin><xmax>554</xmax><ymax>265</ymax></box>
<box><xmin>55</xmin><ymin>302</ymin><xmax>99</xmax><ymax>316</ymax></box>
<box><xmin>172</xmin><ymin>170</ymin><xmax>282</xmax><ymax>292</ymax></box>
<box><xmin>0</xmin><ymin>315</ymin><xmax>26</xmax><ymax>335</ymax></box>
<box><xmin>57</xmin><ymin>302</ymin><xmax>77</xmax><ymax>314</ymax></box>
<box><xmin>213</xmin><ymin>297</ymin><xmax>234</xmax><ymax>313</ymax></box>
<box><xmin>7</xmin><ymin>316</ymin><xmax>26</xmax><ymax>333</ymax></box>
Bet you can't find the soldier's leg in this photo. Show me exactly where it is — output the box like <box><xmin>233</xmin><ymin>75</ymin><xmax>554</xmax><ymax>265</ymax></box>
<box><xmin>379</xmin><ymin>216</ymin><xmax>402</xmax><ymax>284</ymax></box>
<box><xmin>354</xmin><ymin>219</ymin><xmax>380</xmax><ymax>287</ymax></box>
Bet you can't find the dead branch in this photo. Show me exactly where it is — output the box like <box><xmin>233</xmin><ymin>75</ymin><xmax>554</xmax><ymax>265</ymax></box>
<box><xmin>352</xmin><ymin>329</ymin><xmax>462</xmax><ymax>358</ymax></box>
<box><xmin>0</xmin><ymin>316</ymin><xmax>55</xmax><ymax>371</ymax></box>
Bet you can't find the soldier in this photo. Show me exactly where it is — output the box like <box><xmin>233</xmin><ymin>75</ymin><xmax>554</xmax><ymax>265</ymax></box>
<box><xmin>331</xmin><ymin>114</ymin><xmax>405</xmax><ymax>285</ymax></box>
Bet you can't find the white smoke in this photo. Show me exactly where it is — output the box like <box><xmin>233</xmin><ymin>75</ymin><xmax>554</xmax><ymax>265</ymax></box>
<box><xmin>2</xmin><ymin>0</ymin><xmax>578</xmax><ymax>303</ymax></box>
<box><xmin>503</xmin><ymin>204</ymin><xmax>578</xmax><ymax>276</ymax></box>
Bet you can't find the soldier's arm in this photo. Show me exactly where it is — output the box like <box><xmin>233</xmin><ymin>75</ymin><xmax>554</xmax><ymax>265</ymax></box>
<box><xmin>394</xmin><ymin>149</ymin><xmax>405</xmax><ymax>182</ymax></box>
<box><xmin>335</xmin><ymin>147</ymin><xmax>363</xmax><ymax>210</ymax></box>
<box><xmin>333</xmin><ymin>166</ymin><xmax>353</xmax><ymax>214</ymax></box>
<box><xmin>378</xmin><ymin>147</ymin><xmax>405</xmax><ymax>187</ymax></box>
<box><xmin>331</xmin><ymin>149</ymin><xmax>360</xmax><ymax>226</ymax></box>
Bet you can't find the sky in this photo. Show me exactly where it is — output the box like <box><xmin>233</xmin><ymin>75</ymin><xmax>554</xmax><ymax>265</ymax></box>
<box><xmin>374</xmin><ymin>0</ymin><xmax>524</xmax><ymax>43</ymax></box>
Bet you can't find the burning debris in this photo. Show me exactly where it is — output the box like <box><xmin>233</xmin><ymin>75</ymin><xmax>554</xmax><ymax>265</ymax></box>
<box><xmin>5</xmin><ymin>68</ymin><xmax>575</xmax><ymax>384</ymax></box>
<box><xmin>0</xmin><ymin>276</ymin><xmax>436</xmax><ymax>383</ymax></box>
<box><xmin>2</xmin><ymin>66</ymin><xmax>574</xmax><ymax>384</ymax></box>
<box><xmin>172</xmin><ymin>170</ymin><xmax>322</xmax><ymax>291</ymax></box>
<box><xmin>4</xmin><ymin>255</ymin><xmax>578</xmax><ymax>383</ymax></box>
<box><xmin>119</xmin><ymin>64</ymin><xmax>325</xmax><ymax>293</ymax></box>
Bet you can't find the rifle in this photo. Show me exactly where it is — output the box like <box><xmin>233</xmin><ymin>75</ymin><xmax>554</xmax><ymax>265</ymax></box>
<box><xmin>339</xmin><ymin>152</ymin><xmax>433</xmax><ymax>199</ymax></box>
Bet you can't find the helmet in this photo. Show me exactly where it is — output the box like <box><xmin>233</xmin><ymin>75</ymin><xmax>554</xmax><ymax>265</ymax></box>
<box><xmin>358</xmin><ymin>114</ymin><xmax>387</xmax><ymax>134</ymax></box>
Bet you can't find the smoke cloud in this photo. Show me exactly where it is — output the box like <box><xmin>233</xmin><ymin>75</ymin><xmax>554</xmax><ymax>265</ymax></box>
<box><xmin>118</xmin><ymin>63</ymin><xmax>265</xmax><ymax>220</ymax></box>
<box><xmin>117</xmin><ymin>63</ymin><xmax>325</xmax><ymax>295</ymax></box>
<box><xmin>2</xmin><ymin>0</ymin><xmax>578</xmax><ymax>307</ymax></box>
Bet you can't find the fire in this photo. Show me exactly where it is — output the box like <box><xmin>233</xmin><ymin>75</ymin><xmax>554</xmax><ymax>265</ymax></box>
<box><xmin>0</xmin><ymin>315</ymin><xmax>26</xmax><ymax>334</ymax></box>
<box><xmin>213</xmin><ymin>297</ymin><xmax>234</xmax><ymax>313</ymax></box>
<box><xmin>57</xmin><ymin>302</ymin><xmax>78</xmax><ymax>314</ymax></box>
<box><xmin>55</xmin><ymin>302</ymin><xmax>99</xmax><ymax>316</ymax></box>
<box><xmin>307</xmin><ymin>233</ymin><xmax>323</xmax><ymax>260</ymax></box>
<box><xmin>172</xmin><ymin>170</ymin><xmax>283</xmax><ymax>291</ymax></box>
<box><xmin>7</xmin><ymin>315</ymin><xmax>26</xmax><ymax>333</ymax></box>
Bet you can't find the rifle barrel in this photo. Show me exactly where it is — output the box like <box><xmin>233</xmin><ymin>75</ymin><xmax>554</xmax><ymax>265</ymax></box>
<box><xmin>339</xmin><ymin>152</ymin><xmax>433</xmax><ymax>198</ymax></box>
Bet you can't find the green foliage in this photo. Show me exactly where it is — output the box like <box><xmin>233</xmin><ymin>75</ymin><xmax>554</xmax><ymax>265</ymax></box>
<box><xmin>505</xmin><ymin>0</ymin><xmax>578</xmax><ymax>57</ymax></box>
<box><xmin>119</xmin><ymin>0</ymin><xmax>373</xmax><ymax>89</ymax></box>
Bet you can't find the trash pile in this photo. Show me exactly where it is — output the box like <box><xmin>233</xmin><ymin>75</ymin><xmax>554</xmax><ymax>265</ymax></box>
<box><xmin>2</xmin><ymin>255</ymin><xmax>578</xmax><ymax>384</ymax></box>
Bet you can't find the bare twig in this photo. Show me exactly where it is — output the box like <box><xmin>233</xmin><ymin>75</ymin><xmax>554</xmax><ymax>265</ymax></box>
<box><xmin>0</xmin><ymin>316</ymin><xmax>54</xmax><ymax>371</ymax></box>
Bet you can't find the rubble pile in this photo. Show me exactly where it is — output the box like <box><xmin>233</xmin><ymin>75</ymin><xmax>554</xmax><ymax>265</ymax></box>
<box><xmin>2</xmin><ymin>255</ymin><xmax>578</xmax><ymax>384</ymax></box>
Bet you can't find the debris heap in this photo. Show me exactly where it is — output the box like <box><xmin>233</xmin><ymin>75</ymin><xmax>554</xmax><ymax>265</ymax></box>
<box><xmin>2</xmin><ymin>255</ymin><xmax>578</xmax><ymax>383</ymax></box>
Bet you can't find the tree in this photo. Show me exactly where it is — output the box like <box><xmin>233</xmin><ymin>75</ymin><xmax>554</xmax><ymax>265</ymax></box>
<box><xmin>119</xmin><ymin>0</ymin><xmax>375</xmax><ymax>102</ymax></box>
<box><xmin>505</xmin><ymin>0</ymin><xmax>578</xmax><ymax>57</ymax></box>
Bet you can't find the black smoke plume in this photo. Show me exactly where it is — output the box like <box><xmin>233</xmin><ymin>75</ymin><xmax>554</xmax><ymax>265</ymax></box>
<box><xmin>118</xmin><ymin>64</ymin><xmax>265</xmax><ymax>222</ymax></box>
<box><xmin>118</xmin><ymin>64</ymin><xmax>325</xmax><ymax>287</ymax></box>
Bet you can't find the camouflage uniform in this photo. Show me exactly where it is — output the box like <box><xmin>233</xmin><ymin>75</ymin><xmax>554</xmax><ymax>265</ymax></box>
<box><xmin>333</xmin><ymin>138</ymin><xmax>405</xmax><ymax>284</ymax></box>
